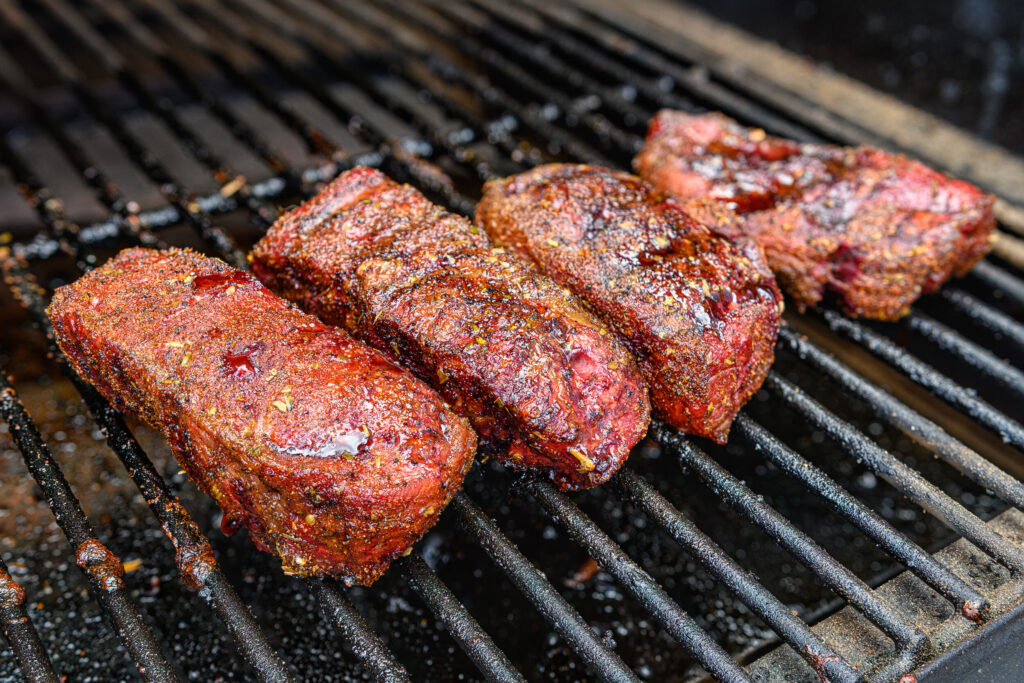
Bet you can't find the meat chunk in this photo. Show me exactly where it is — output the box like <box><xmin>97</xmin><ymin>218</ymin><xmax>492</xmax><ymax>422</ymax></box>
<box><xmin>251</xmin><ymin>167</ymin><xmax>649</xmax><ymax>490</ymax></box>
<box><xmin>476</xmin><ymin>164</ymin><xmax>782</xmax><ymax>443</ymax></box>
<box><xmin>47</xmin><ymin>248</ymin><xmax>476</xmax><ymax>585</ymax></box>
<box><xmin>635</xmin><ymin>110</ymin><xmax>996</xmax><ymax>320</ymax></box>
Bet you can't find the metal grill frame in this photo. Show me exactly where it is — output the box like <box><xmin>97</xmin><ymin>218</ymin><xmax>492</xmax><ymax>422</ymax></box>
<box><xmin>0</xmin><ymin>1</ymin><xmax>1022</xmax><ymax>682</ymax></box>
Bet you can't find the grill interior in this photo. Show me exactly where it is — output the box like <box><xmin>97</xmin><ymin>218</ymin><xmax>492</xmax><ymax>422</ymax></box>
<box><xmin>1</xmin><ymin>1</ymin><xmax>1023</xmax><ymax>682</ymax></box>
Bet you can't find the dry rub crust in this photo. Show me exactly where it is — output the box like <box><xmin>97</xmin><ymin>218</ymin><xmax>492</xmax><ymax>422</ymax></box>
<box><xmin>47</xmin><ymin>248</ymin><xmax>476</xmax><ymax>585</ymax></box>
<box><xmin>635</xmin><ymin>110</ymin><xmax>996</xmax><ymax>320</ymax></box>
<box><xmin>252</xmin><ymin>168</ymin><xmax>650</xmax><ymax>490</ymax></box>
<box><xmin>476</xmin><ymin>164</ymin><xmax>782</xmax><ymax>444</ymax></box>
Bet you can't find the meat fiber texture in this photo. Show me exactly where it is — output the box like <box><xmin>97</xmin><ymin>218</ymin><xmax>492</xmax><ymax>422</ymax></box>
<box><xmin>635</xmin><ymin>110</ymin><xmax>996</xmax><ymax>320</ymax></box>
<box><xmin>251</xmin><ymin>167</ymin><xmax>650</xmax><ymax>490</ymax></box>
<box><xmin>47</xmin><ymin>248</ymin><xmax>476</xmax><ymax>585</ymax></box>
<box><xmin>476</xmin><ymin>164</ymin><xmax>782</xmax><ymax>444</ymax></box>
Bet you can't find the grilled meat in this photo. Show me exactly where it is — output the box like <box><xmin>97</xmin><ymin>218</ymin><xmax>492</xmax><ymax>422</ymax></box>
<box><xmin>635</xmin><ymin>110</ymin><xmax>996</xmax><ymax>320</ymax></box>
<box><xmin>47</xmin><ymin>248</ymin><xmax>476</xmax><ymax>585</ymax></box>
<box><xmin>476</xmin><ymin>164</ymin><xmax>782</xmax><ymax>443</ymax></box>
<box><xmin>251</xmin><ymin>167</ymin><xmax>649</xmax><ymax>490</ymax></box>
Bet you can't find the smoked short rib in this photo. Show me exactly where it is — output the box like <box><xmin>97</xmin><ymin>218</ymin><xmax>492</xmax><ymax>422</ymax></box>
<box><xmin>47</xmin><ymin>248</ymin><xmax>476</xmax><ymax>585</ymax></box>
<box><xmin>635</xmin><ymin>110</ymin><xmax>996</xmax><ymax>320</ymax></box>
<box><xmin>476</xmin><ymin>164</ymin><xmax>782</xmax><ymax>443</ymax></box>
<box><xmin>251</xmin><ymin>167</ymin><xmax>650</xmax><ymax>490</ymax></box>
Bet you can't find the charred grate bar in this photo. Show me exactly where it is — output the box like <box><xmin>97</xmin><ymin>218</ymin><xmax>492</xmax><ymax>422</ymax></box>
<box><xmin>0</xmin><ymin>555</ymin><xmax>57</xmax><ymax>683</ymax></box>
<box><xmin>0</xmin><ymin>0</ymin><xmax>1022</xmax><ymax>681</ymax></box>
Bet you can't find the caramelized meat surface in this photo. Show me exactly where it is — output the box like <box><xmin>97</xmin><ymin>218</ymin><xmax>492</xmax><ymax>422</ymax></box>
<box><xmin>47</xmin><ymin>248</ymin><xmax>475</xmax><ymax>585</ymax></box>
<box><xmin>476</xmin><ymin>164</ymin><xmax>782</xmax><ymax>443</ymax></box>
<box><xmin>635</xmin><ymin>110</ymin><xmax>996</xmax><ymax>320</ymax></box>
<box><xmin>252</xmin><ymin>167</ymin><xmax>649</xmax><ymax>489</ymax></box>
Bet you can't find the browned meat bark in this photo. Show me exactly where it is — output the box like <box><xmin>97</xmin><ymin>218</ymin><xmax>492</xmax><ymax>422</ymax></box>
<box><xmin>47</xmin><ymin>248</ymin><xmax>476</xmax><ymax>585</ymax></box>
<box><xmin>476</xmin><ymin>164</ymin><xmax>782</xmax><ymax>443</ymax></box>
<box><xmin>251</xmin><ymin>167</ymin><xmax>649</xmax><ymax>490</ymax></box>
<box><xmin>635</xmin><ymin>110</ymin><xmax>996</xmax><ymax>320</ymax></box>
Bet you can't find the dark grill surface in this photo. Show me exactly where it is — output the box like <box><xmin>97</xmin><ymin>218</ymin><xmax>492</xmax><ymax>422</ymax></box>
<box><xmin>0</xmin><ymin>1</ymin><xmax>1023</xmax><ymax>682</ymax></box>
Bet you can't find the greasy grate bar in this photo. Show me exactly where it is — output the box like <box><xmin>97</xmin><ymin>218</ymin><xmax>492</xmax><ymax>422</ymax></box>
<box><xmin>732</xmin><ymin>415</ymin><xmax>988</xmax><ymax>618</ymax></box>
<box><xmin>522</xmin><ymin>478</ymin><xmax>753</xmax><ymax>682</ymax></box>
<box><xmin>396</xmin><ymin>553</ymin><xmax>526</xmax><ymax>682</ymax></box>
<box><xmin>451</xmin><ymin>493</ymin><xmax>642</xmax><ymax>683</ymax></box>
<box><xmin>0</xmin><ymin>0</ymin><xmax>1023</xmax><ymax>681</ymax></box>
<box><xmin>0</xmin><ymin>371</ymin><xmax>179</xmax><ymax>682</ymax></box>
<box><xmin>651</xmin><ymin>424</ymin><xmax>928</xmax><ymax>653</ymax></box>
<box><xmin>310</xmin><ymin>581</ymin><xmax>410</xmax><ymax>683</ymax></box>
<box><xmin>0</xmin><ymin>556</ymin><xmax>57</xmax><ymax>683</ymax></box>
<box><xmin>765</xmin><ymin>372</ymin><xmax>1024</xmax><ymax>575</ymax></box>
<box><xmin>905</xmin><ymin>311</ymin><xmax>1024</xmax><ymax>395</ymax></box>
<box><xmin>822</xmin><ymin>310</ymin><xmax>1024</xmax><ymax>450</ymax></box>
<box><xmin>940</xmin><ymin>288</ymin><xmax>1024</xmax><ymax>350</ymax></box>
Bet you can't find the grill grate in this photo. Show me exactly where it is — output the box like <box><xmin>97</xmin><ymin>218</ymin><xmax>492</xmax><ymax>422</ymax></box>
<box><xmin>1</xmin><ymin>1</ymin><xmax>1023</xmax><ymax>681</ymax></box>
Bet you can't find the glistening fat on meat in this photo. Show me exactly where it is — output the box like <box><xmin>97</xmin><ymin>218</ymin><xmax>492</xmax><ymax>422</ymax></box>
<box><xmin>47</xmin><ymin>248</ymin><xmax>476</xmax><ymax>585</ymax></box>
<box><xmin>476</xmin><ymin>164</ymin><xmax>782</xmax><ymax>444</ymax></box>
<box><xmin>251</xmin><ymin>167</ymin><xmax>650</xmax><ymax>490</ymax></box>
<box><xmin>634</xmin><ymin>110</ymin><xmax>996</xmax><ymax>320</ymax></box>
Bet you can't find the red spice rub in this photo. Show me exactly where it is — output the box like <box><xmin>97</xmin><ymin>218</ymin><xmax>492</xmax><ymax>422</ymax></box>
<box><xmin>252</xmin><ymin>168</ymin><xmax>650</xmax><ymax>489</ymax></box>
<box><xmin>476</xmin><ymin>164</ymin><xmax>782</xmax><ymax>443</ymax></box>
<box><xmin>635</xmin><ymin>110</ymin><xmax>996</xmax><ymax>320</ymax></box>
<box><xmin>47</xmin><ymin>248</ymin><xmax>476</xmax><ymax>585</ymax></box>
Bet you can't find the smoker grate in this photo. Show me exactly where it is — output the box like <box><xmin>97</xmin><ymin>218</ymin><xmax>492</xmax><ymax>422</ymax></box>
<box><xmin>0</xmin><ymin>1</ymin><xmax>1022</xmax><ymax>682</ymax></box>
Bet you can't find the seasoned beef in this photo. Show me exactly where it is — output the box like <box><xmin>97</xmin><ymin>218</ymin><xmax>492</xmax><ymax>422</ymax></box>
<box><xmin>635</xmin><ymin>110</ymin><xmax>996</xmax><ymax>320</ymax></box>
<box><xmin>47</xmin><ymin>248</ymin><xmax>476</xmax><ymax>585</ymax></box>
<box><xmin>476</xmin><ymin>164</ymin><xmax>782</xmax><ymax>443</ymax></box>
<box><xmin>251</xmin><ymin>167</ymin><xmax>649</xmax><ymax>490</ymax></box>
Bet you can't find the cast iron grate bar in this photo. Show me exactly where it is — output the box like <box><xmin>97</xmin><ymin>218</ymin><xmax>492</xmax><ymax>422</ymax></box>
<box><xmin>971</xmin><ymin>261</ymin><xmax>1024</xmax><ymax>308</ymax></box>
<box><xmin>613</xmin><ymin>469</ymin><xmax>866</xmax><ymax>683</ymax></box>
<box><xmin>764</xmin><ymin>372</ymin><xmax>1024</xmax><ymax>575</ymax></box>
<box><xmin>649</xmin><ymin>424</ymin><xmax>929</xmax><ymax>658</ymax></box>
<box><xmin>0</xmin><ymin>370</ymin><xmax>180</xmax><ymax>682</ymax></box>
<box><xmin>451</xmin><ymin>493</ymin><xmax>642</xmax><ymax>683</ymax></box>
<box><xmin>905</xmin><ymin>311</ymin><xmax>1024</xmax><ymax>396</ymax></box>
<box><xmin>732</xmin><ymin>415</ymin><xmax>987</xmax><ymax>620</ymax></box>
<box><xmin>310</xmin><ymin>581</ymin><xmax>411</xmax><ymax>683</ymax></box>
<box><xmin>0</xmin><ymin>556</ymin><xmax>58</xmax><ymax>683</ymax></box>
<box><xmin>940</xmin><ymin>288</ymin><xmax>1024</xmax><ymax>350</ymax></box>
<box><xmin>822</xmin><ymin>310</ymin><xmax>1024</xmax><ymax>450</ymax></box>
<box><xmin>397</xmin><ymin>553</ymin><xmax>527</xmax><ymax>683</ymax></box>
<box><xmin>522</xmin><ymin>478</ymin><xmax>753</xmax><ymax>682</ymax></box>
